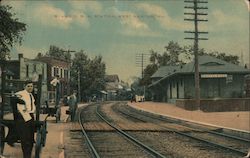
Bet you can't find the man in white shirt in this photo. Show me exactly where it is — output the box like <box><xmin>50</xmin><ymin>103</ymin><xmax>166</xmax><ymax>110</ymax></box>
<box><xmin>50</xmin><ymin>75</ymin><xmax>60</xmax><ymax>106</ymax></box>
<box><xmin>15</xmin><ymin>80</ymin><xmax>36</xmax><ymax>158</ymax></box>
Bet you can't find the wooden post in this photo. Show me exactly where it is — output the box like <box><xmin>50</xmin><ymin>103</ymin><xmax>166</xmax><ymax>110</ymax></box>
<box><xmin>0</xmin><ymin>60</ymin><xmax>6</xmax><ymax>154</ymax></box>
<box><xmin>36</xmin><ymin>75</ymin><xmax>43</xmax><ymax>121</ymax></box>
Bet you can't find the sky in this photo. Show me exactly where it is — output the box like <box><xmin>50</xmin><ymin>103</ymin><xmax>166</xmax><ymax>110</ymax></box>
<box><xmin>2</xmin><ymin>0</ymin><xmax>250</xmax><ymax>84</ymax></box>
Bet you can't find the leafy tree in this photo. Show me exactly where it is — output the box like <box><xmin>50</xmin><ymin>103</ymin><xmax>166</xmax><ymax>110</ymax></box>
<box><xmin>87</xmin><ymin>55</ymin><xmax>106</xmax><ymax>95</ymax></box>
<box><xmin>46</xmin><ymin>45</ymin><xmax>71</xmax><ymax>61</ymax></box>
<box><xmin>70</xmin><ymin>50</ymin><xmax>89</xmax><ymax>101</ymax></box>
<box><xmin>0</xmin><ymin>5</ymin><xmax>26</xmax><ymax>60</ymax></box>
<box><xmin>164</xmin><ymin>41</ymin><xmax>183</xmax><ymax>65</ymax></box>
<box><xmin>140</xmin><ymin>64</ymin><xmax>158</xmax><ymax>86</ymax></box>
<box><xmin>131</xmin><ymin>77</ymin><xmax>144</xmax><ymax>95</ymax></box>
<box><xmin>206</xmin><ymin>51</ymin><xmax>239</xmax><ymax>65</ymax></box>
<box><xmin>71</xmin><ymin>51</ymin><xmax>106</xmax><ymax>101</ymax></box>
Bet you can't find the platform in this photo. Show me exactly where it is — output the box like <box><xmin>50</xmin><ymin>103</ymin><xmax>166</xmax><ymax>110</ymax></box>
<box><xmin>128</xmin><ymin>101</ymin><xmax>250</xmax><ymax>132</ymax></box>
<box><xmin>1</xmin><ymin>103</ymin><xmax>87</xmax><ymax>158</ymax></box>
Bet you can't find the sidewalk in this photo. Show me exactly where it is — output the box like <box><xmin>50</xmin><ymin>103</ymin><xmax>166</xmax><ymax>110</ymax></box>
<box><xmin>1</xmin><ymin>103</ymin><xmax>87</xmax><ymax>158</ymax></box>
<box><xmin>128</xmin><ymin>101</ymin><xmax>250</xmax><ymax>132</ymax></box>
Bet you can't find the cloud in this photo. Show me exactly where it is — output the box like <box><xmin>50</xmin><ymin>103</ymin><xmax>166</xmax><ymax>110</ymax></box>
<box><xmin>67</xmin><ymin>1</ymin><xmax>103</xmax><ymax>28</ymax></box>
<box><xmin>210</xmin><ymin>9</ymin><xmax>247</xmax><ymax>31</ymax></box>
<box><xmin>32</xmin><ymin>4</ymin><xmax>73</xmax><ymax>29</ymax></box>
<box><xmin>137</xmin><ymin>3</ymin><xmax>190</xmax><ymax>31</ymax></box>
<box><xmin>109</xmin><ymin>7</ymin><xmax>158</xmax><ymax>37</ymax></box>
<box><xmin>111</xmin><ymin>8</ymin><xmax>148</xmax><ymax>30</ymax></box>
<box><xmin>68</xmin><ymin>10</ymin><xmax>90</xmax><ymax>28</ymax></box>
<box><xmin>4</xmin><ymin>1</ymin><xmax>90</xmax><ymax>29</ymax></box>
<box><xmin>120</xmin><ymin>12</ymin><xmax>149</xmax><ymax>30</ymax></box>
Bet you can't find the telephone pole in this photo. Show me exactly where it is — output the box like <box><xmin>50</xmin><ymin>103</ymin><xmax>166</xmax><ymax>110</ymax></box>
<box><xmin>62</xmin><ymin>49</ymin><xmax>78</xmax><ymax>99</ymax></box>
<box><xmin>136</xmin><ymin>53</ymin><xmax>149</xmax><ymax>97</ymax></box>
<box><xmin>184</xmin><ymin>0</ymin><xmax>208</xmax><ymax>109</ymax></box>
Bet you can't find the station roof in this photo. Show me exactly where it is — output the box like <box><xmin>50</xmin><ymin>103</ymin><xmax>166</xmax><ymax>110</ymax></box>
<box><xmin>179</xmin><ymin>55</ymin><xmax>250</xmax><ymax>74</ymax></box>
<box><xmin>149</xmin><ymin>55</ymin><xmax>250</xmax><ymax>88</ymax></box>
<box><xmin>151</xmin><ymin>65</ymin><xmax>179</xmax><ymax>78</ymax></box>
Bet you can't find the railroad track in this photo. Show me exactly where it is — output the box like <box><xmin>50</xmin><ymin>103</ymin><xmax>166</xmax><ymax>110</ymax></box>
<box><xmin>78</xmin><ymin>103</ymin><xmax>166</xmax><ymax>158</ymax></box>
<box><xmin>113</xmin><ymin>102</ymin><xmax>250</xmax><ymax>157</ymax></box>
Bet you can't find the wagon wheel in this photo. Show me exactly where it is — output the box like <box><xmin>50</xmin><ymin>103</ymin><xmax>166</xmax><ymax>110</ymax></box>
<box><xmin>35</xmin><ymin>129</ymin><xmax>42</xmax><ymax>158</ymax></box>
<box><xmin>41</xmin><ymin>122</ymin><xmax>47</xmax><ymax>147</ymax></box>
<box><xmin>0</xmin><ymin>125</ymin><xmax>5</xmax><ymax>154</ymax></box>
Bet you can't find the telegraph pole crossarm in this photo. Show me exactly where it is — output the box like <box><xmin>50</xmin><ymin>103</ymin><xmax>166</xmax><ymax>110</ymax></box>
<box><xmin>184</xmin><ymin>0</ymin><xmax>208</xmax><ymax>110</ymax></box>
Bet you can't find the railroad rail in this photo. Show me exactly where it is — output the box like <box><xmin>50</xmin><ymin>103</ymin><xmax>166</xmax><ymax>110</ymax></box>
<box><xmin>113</xmin><ymin>103</ymin><xmax>249</xmax><ymax>157</ymax></box>
<box><xmin>78</xmin><ymin>103</ymin><xmax>166</xmax><ymax>158</ymax></box>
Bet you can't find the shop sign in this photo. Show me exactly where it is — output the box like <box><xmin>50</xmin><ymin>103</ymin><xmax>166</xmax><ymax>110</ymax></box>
<box><xmin>201</xmin><ymin>74</ymin><xmax>227</xmax><ymax>78</ymax></box>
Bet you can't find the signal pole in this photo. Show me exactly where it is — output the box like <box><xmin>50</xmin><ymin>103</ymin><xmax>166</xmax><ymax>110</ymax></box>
<box><xmin>184</xmin><ymin>0</ymin><xmax>208</xmax><ymax>109</ymax></box>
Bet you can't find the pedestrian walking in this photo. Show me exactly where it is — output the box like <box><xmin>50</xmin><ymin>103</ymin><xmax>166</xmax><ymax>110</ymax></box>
<box><xmin>15</xmin><ymin>80</ymin><xmax>36</xmax><ymax>158</ymax></box>
<box><xmin>68</xmin><ymin>91</ymin><xmax>78</xmax><ymax>121</ymax></box>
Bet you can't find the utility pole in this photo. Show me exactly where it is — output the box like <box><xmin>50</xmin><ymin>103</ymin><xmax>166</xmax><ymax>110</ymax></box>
<box><xmin>136</xmin><ymin>53</ymin><xmax>149</xmax><ymax>97</ymax></box>
<box><xmin>62</xmin><ymin>49</ymin><xmax>78</xmax><ymax>98</ymax></box>
<box><xmin>184</xmin><ymin>0</ymin><xmax>208</xmax><ymax>109</ymax></box>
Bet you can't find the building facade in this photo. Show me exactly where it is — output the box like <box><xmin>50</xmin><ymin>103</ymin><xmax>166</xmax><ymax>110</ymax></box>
<box><xmin>105</xmin><ymin>74</ymin><xmax>122</xmax><ymax>100</ymax></box>
<box><xmin>149</xmin><ymin>56</ymin><xmax>250</xmax><ymax>104</ymax></box>
<box><xmin>37</xmin><ymin>56</ymin><xmax>71</xmax><ymax>100</ymax></box>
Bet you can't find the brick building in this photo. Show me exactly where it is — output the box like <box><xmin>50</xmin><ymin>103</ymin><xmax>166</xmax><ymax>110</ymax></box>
<box><xmin>37</xmin><ymin>56</ymin><xmax>71</xmax><ymax>100</ymax></box>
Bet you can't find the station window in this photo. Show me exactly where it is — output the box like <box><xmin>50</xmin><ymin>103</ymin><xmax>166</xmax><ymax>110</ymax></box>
<box><xmin>42</xmin><ymin>66</ymin><xmax>45</xmax><ymax>79</ymax></box>
<box><xmin>33</xmin><ymin>64</ymin><xmax>36</xmax><ymax>72</ymax></box>
<box><xmin>54</xmin><ymin>67</ymin><xmax>59</xmax><ymax>76</ymax></box>
<box><xmin>60</xmin><ymin>68</ymin><xmax>63</xmax><ymax>78</ymax></box>
<box><xmin>226</xmin><ymin>75</ymin><xmax>233</xmax><ymax>84</ymax></box>
<box><xmin>64</xmin><ymin>70</ymin><xmax>68</xmax><ymax>79</ymax></box>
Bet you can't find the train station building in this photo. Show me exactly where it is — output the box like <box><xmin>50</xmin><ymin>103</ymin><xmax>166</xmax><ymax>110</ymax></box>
<box><xmin>149</xmin><ymin>55</ymin><xmax>250</xmax><ymax>111</ymax></box>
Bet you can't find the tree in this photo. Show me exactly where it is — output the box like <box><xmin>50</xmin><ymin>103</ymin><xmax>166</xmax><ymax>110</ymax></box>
<box><xmin>140</xmin><ymin>64</ymin><xmax>158</xmax><ymax>86</ymax></box>
<box><xmin>46</xmin><ymin>45</ymin><xmax>71</xmax><ymax>61</ymax></box>
<box><xmin>71</xmin><ymin>50</ymin><xmax>106</xmax><ymax>101</ymax></box>
<box><xmin>0</xmin><ymin>5</ymin><xmax>26</xmax><ymax>60</ymax></box>
<box><xmin>70</xmin><ymin>50</ymin><xmax>89</xmax><ymax>101</ymax></box>
<box><xmin>164</xmin><ymin>41</ymin><xmax>183</xmax><ymax>65</ymax></box>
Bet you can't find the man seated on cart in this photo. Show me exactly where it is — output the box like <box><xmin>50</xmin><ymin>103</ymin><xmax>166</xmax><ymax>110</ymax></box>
<box><xmin>68</xmin><ymin>90</ymin><xmax>78</xmax><ymax>121</ymax></box>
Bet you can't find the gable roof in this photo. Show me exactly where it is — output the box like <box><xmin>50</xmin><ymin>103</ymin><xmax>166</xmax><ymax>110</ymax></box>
<box><xmin>151</xmin><ymin>65</ymin><xmax>179</xmax><ymax>78</ymax></box>
<box><xmin>178</xmin><ymin>55</ymin><xmax>250</xmax><ymax>74</ymax></box>
<box><xmin>149</xmin><ymin>55</ymin><xmax>250</xmax><ymax>88</ymax></box>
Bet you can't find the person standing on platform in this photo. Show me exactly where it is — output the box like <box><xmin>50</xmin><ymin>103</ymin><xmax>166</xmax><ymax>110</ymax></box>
<box><xmin>15</xmin><ymin>80</ymin><xmax>36</xmax><ymax>158</ymax></box>
<box><xmin>68</xmin><ymin>91</ymin><xmax>78</xmax><ymax>121</ymax></box>
<box><xmin>50</xmin><ymin>75</ymin><xmax>61</xmax><ymax>107</ymax></box>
